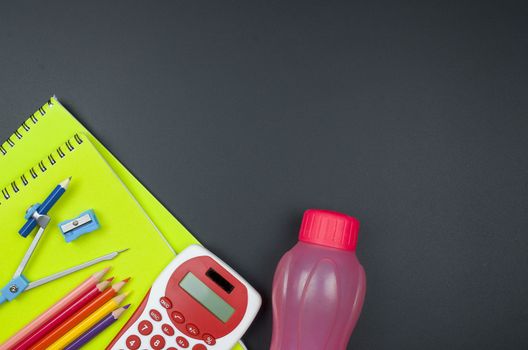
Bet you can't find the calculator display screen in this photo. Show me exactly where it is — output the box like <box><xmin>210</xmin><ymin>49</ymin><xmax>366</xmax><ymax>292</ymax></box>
<box><xmin>179</xmin><ymin>272</ymin><xmax>235</xmax><ymax>322</ymax></box>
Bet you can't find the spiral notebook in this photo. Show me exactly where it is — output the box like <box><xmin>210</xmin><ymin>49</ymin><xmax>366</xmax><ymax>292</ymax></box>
<box><xmin>0</xmin><ymin>133</ymin><xmax>178</xmax><ymax>348</ymax></box>
<box><xmin>0</xmin><ymin>98</ymin><xmax>244</xmax><ymax>350</ymax></box>
<box><xmin>0</xmin><ymin>97</ymin><xmax>197</xmax><ymax>254</ymax></box>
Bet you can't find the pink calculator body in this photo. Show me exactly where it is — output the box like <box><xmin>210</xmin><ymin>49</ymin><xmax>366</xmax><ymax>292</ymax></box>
<box><xmin>107</xmin><ymin>245</ymin><xmax>261</xmax><ymax>350</ymax></box>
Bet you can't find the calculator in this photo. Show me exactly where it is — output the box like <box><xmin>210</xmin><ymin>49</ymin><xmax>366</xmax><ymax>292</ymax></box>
<box><xmin>107</xmin><ymin>245</ymin><xmax>261</xmax><ymax>350</ymax></box>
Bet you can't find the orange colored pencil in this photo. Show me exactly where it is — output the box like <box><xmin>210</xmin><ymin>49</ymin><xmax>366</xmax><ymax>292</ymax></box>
<box><xmin>30</xmin><ymin>278</ymin><xmax>129</xmax><ymax>350</ymax></box>
<box><xmin>48</xmin><ymin>293</ymin><xmax>129</xmax><ymax>349</ymax></box>
<box><xmin>12</xmin><ymin>279</ymin><xmax>113</xmax><ymax>350</ymax></box>
<box><xmin>0</xmin><ymin>268</ymin><xmax>110</xmax><ymax>350</ymax></box>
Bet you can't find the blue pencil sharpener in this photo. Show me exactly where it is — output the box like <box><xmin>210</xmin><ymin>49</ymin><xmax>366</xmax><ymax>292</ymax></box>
<box><xmin>58</xmin><ymin>209</ymin><xmax>100</xmax><ymax>242</ymax></box>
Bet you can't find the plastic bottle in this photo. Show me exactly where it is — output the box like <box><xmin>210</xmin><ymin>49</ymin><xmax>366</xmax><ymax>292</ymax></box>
<box><xmin>270</xmin><ymin>209</ymin><xmax>366</xmax><ymax>350</ymax></box>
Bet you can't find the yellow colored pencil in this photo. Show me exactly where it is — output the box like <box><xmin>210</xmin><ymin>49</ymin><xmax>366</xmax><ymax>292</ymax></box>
<box><xmin>47</xmin><ymin>293</ymin><xmax>128</xmax><ymax>350</ymax></box>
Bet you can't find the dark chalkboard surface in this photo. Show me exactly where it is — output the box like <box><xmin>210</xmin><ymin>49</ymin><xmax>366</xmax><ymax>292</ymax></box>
<box><xmin>1</xmin><ymin>1</ymin><xmax>527</xmax><ymax>349</ymax></box>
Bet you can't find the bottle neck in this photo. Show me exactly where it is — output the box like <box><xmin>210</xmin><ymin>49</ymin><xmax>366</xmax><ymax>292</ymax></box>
<box><xmin>297</xmin><ymin>240</ymin><xmax>356</xmax><ymax>254</ymax></box>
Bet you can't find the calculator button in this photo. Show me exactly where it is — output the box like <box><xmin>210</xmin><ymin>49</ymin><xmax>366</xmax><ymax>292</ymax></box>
<box><xmin>186</xmin><ymin>323</ymin><xmax>200</xmax><ymax>336</ymax></box>
<box><xmin>138</xmin><ymin>320</ymin><xmax>153</xmax><ymax>335</ymax></box>
<box><xmin>192</xmin><ymin>345</ymin><xmax>207</xmax><ymax>350</ymax></box>
<box><xmin>171</xmin><ymin>311</ymin><xmax>185</xmax><ymax>324</ymax></box>
<box><xmin>150</xmin><ymin>335</ymin><xmax>166</xmax><ymax>350</ymax></box>
<box><xmin>167</xmin><ymin>348</ymin><xmax>178</xmax><ymax>350</ymax></box>
<box><xmin>203</xmin><ymin>333</ymin><xmax>216</xmax><ymax>345</ymax></box>
<box><xmin>160</xmin><ymin>296</ymin><xmax>173</xmax><ymax>309</ymax></box>
<box><xmin>125</xmin><ymin>335</ymin><xmax>141</xmax><ymax>350</ymax></box>
<box><xmin>176</xmin><ymin>336</ymin><xmax>189</xmax><ymax>348</ymax></box>
<box><xmin>149</xmin><ymin>309</ymin><xmax>162</xmax><ymax>321</ymax></box>
<box><xmin>161</xmin><ymin>323</ymin><xmax>175</xmax><ymax>336</ymax></box>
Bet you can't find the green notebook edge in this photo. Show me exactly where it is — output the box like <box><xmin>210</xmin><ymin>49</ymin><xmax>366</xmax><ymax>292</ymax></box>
<box><xmin>53</xmin><ymin>97</ymin><xmax>200</xmax><ymax>253</ymax></box>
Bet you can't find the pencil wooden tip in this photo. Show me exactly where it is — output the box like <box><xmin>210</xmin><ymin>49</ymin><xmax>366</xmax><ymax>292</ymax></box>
<box><xmin>106</xmin><ymin>277</ymin><xmax>115</xmax><ymax>282</ymax></box>
<box><xmin>111</xmin><ymin>279</ymin><xmax>129</xmax><ymax>292</ymax></box>
<box><xmin>93</xmin><ymin>267</ymin><xmax>111</xmax><ymax>281</ymax></box>
<box><xmin>113</xmin><ymin>304</ymin><xmax>132</xmax><ymax>319</ymax></box>
<box><xmin>60</xmin><ymin>177</ymin><xmax>72</xmax><ymax>189</ymax></box>
<box><xmin>114</xmin><ymin>292</ymin><xmax>130</xmax><ymax>305</ymax></box>
<box><xmin>123</xmin><ymin>277</ymin><xmax>131</xmax><ymax>282</ymax></box>
<box><xmin>97</xmin><ymin>279</ymin><xmax>112</xmax><ymax>291</ymax></box>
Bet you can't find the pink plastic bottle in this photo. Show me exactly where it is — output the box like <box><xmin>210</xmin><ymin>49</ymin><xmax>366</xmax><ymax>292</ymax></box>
<box><xmin>270</xmin><ymin>209</ymin><xmax>366</xmax><ymax>350</ymax></box>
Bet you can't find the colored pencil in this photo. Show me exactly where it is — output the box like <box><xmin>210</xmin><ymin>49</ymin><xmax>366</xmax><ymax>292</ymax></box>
<box><xmin>30</xmin><ymin>278</ymin><xmax>129</xmax><ymax>350</ymax></box>
<box><xmin>0</xmin><ymin>267</ymin><xmax>110</xmax><ymax>350</ymax></box>
<box><xmin>64</xmin><ymin>305</ymin><xmax>130</xmax><ymax>350</ymax></box>
<box><xmin>12</xmin><ymin>278</ymin><xmax>113</xmax><ymax>350</ymax></box>
<box><xmin>47</xmin><ymin>293</ymin><xmax>129</xmax><ymax>350</ymax></box>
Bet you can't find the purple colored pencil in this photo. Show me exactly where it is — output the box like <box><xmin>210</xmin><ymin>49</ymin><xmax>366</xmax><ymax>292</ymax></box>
<box><xmin>63</xmin><ymin>304</ymin><xmax>130</xmax><ymax>350</ymax></box>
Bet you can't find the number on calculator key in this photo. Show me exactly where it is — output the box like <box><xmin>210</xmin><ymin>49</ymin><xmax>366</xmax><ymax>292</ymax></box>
<box><xmin>150</xmin><ymin>335</ymin><xmax>166</xmax><ymax>350</ymax></box>
<box><xmin>138</xmin><ymin>320</ymin><xmax>153</xmax><ymax>335</ymax></box>
<box><xmin>125</xmin><ymin>335</ymin><xmax>141</xmax><ymax>350</ymax></box>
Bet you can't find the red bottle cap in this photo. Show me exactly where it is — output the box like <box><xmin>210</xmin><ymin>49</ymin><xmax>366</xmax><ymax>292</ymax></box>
<box><xmin>298</xmin><ymin>209</ymin><xmax>360</xmax><ymax>251</ymax></box>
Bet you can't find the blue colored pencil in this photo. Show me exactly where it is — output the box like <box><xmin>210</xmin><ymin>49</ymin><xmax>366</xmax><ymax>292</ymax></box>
<box><xmin>19</xmin><ymin>177</ymin><xmax>71</xmax><ymax>237</ymax></box>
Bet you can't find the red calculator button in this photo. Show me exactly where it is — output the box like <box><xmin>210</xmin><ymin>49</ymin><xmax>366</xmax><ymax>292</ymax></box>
<box><xmin>149</xmin><ymin>309</ymin><xmax>162</xmax><ymax>322</ymax></box>
<box><xmin>186</xmin><ymin>323</ymin><xmax>200</xmax><ymax>336</ymax></box>
<box><xmin>125</xmin><ymin>335</ymin><xmax>141</xmax><ymax>350</ymax></box>
<box><xmin>161</xmin><ymin>323</ymin><xmax>175</xmax><ymax>336</ymax></box>
<box><xmin>192</xmin><ymin>345</ymin><xmax>207</xmax><ymax>350</ymax></box>
<box><xmin>167</xmin><ymin>348</ymin><xmax>178</xmax><ymax>350</ymax></box>
<box><xmin>160</xmin><ymin>296</ymin><xmax>173</xmax><ymax>309</ymax></box>
<box><xmin>171</xmin><ymin>311</ymin><xmax>185</xmax><ymax>324</ymax></box>
<box><xmin>203</xmin><ymin>333</ymin><xmax>216</xmax><ymax>345</ymax></box>
<box><xmin>176</xmin><ymin>336</ymin><xmax>189</xmax><ymax>348</ymax></box>
<box><xmin>150</xmin><ymin>335</ymin><xmax>166</xmax><ymax>350</ymax></box>
<box><xmin>138</xmin><ymin>320</ymin><xmax>153</xmax><ymax>335</ymax></box>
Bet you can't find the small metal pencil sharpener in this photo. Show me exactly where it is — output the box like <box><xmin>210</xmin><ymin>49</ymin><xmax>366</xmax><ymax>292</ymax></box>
<box><xmin>58</xmin><ymin>209</ymin><xmax>100</xmax><ymax>242</ymax></box>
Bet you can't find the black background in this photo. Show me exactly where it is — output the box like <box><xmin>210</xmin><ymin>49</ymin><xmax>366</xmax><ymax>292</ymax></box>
<box><xmin>1</xmin><ymin>1</ymin><xmax>527</xmax><ymax>349</ymax></box>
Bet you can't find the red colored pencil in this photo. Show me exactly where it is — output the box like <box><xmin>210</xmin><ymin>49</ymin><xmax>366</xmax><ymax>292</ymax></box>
<box><xmin>12</xmin><ymin>278</ymin><xmax>113</xmax><ymax>350</ymax></box>
<box><xmin>0</xmin><ymin>267</ymin><xmax>110</xmax><ymax>350</ymax></box>
<box><xmin>30</xmin><ymin>278</ymin><xmax>130</xmax><ymax>350</ymax></box>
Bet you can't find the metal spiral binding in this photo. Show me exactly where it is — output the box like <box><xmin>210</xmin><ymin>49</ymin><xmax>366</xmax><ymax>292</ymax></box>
<box><xmin>0</xmin><ymin>133</ymin><xmax>83</xmax><ymax>204</ymax></box>
<box><xmin>57</xmin><ymin>146</ymin><xmax>66</xmax><ymax>158</ymax></box>
<box><xmin>38</xmin><ymin>161</ymin><xmax>47</xmax><ymax>172</ymax></box>
<box><xmin>0</xmin><ymin>98</ymin><xmax>54</xmax><ymax>158</ymax></box>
